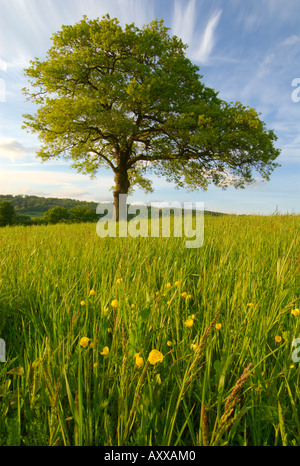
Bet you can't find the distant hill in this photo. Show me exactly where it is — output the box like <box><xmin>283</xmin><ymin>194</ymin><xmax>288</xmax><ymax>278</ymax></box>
<box><xmin>0</xmin><ymin>194</ymin><xmax>227</xmax><ymax>218</ymax></box>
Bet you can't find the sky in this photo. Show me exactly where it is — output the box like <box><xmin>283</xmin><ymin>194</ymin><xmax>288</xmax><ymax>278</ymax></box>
<box><xmin>0</xmin><ymin>0</ymin><xmax>299</xmax><ymax>215</ymax></box>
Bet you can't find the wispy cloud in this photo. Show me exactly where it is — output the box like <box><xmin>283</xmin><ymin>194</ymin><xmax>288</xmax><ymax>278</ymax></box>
<box><xmin>172</xmin><ymin>1</ymin><xmax>222</xmax><ymax>64</ymax></box>
<box><xmin>172</xmin><ymin>0</ymin><xmax>196</xmax><ymax>47</ymax></box>
<box><xmin>281</xmin><ymin>35</ymin><xmax>300</xmax><ymax>46</ymax></box>
<box><xmin>193</xmin><ymin>9</ymin><xmax>222</xmax><ymax>63</ymax></box>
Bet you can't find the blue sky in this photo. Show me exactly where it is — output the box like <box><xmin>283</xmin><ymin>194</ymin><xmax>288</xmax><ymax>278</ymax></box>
<box><xmin>0</xmin><ymin>0</ymin><xmax>299</xmax><ymax>214</ymax></box>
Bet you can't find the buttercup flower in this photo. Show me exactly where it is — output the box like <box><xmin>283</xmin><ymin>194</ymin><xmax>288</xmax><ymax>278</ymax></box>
<box><xmin>175</xmin><ymin>281</ymin><xmax>180</xmax><ymax>286</ymax></box>
<box><xmin>148</xmin><ymin>349</ymin><xmax>163</xmax><ymax>365</ymax></box>
<box><xmin>215</xmin><ymin>323</ymin><xmax>222</xmax><ymax>330</ymax></box>
<box><xmin>79</xmin><ymin>337</ymin><xmax>89</xmax><ymax>348</ymax></box>
<box><xmin>111</xmin><ymin>299</ymin><xmax>118</xmax><ymax>308</ymax></box>
<box><xmin>80</xmin><ymin>300</ymin><xmax>86</xmax><ymax>306</ymax></box>
<box><xmin>103</xmin><ymin>308</ymin><xmax>109</xmax><ymax>313</ymax></box>
<box><xmin>131</xmin><ymin>304</ymin><xmax>135</xmax><ymax>309</ymax></box>
<box><xmin>291</xmin><ymin>308</ymin><xmax>300</xmax><ymax>317</ymax></box>
<box><xmin>134</xmin><ymin>352</ymin><xmax>144</xmax><ymax>368</ymax></box>
<box><xmin>116</xmin><ymin>278</ymin><xmax>123</xmax><ymax>284</ymax></box>
<box><xmin>275</xmin><ymin>335</ymin><xmax>282</xmax><ymax>343</ymax></box>
<box><xmin>89</xmin><ymin>289</ymin><xmax>96</xmax><ymax>296</ymax></box>
<box><xmin>191</xmin><ymin>343</ymin><xmax>199</xmax><ymax>351</ymax></box>
<box><xmin>184</xmin><ymin>318</ymin><xmax>194</xmax><ymax>328</ymax></box>
<box><xmin>247</xmin><ymin>303</ymin><xmax>255</xmax><ymax>307</ymax></box>
<box><xmin>181</xmin><ymin>292</ymin><xmax>188</xmax><ymax>298</ymax></box>
<box><xmin>100</xmin><ymin>346</ymin><xmax>109</xmax><ymax>356</ymax></box>
<box><xmin>166</xmin><ymin>282</ymin><xmax>171</xmax><ymax>289</ymax></box>
<box><xmin>167</xmin><ymin>341</ymin><xmax>173</xmax><ymax>347</ymax></box>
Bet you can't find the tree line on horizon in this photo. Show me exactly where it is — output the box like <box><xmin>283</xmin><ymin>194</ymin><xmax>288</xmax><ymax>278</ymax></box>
<box><xmin>0</xmin><ymin>198</ymin><xmax>98</xmax><ymax>227</ymax></box>
<box><xmin>0</xmin><ymin>194</ymin><xmax>98</xmax><ymax>214</ymax></box>
<box><xmin>0</xmin><ymin>195</ymin><xmax>226</xmax><ymax>227</ymax></box>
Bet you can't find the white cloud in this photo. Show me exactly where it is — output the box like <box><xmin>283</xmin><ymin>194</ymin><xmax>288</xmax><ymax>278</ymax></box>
<box><xmin>193</xmin><ymin>9</ymin><xmax>222</xmax><ymax>63</ymax></box>
<box><xmin>172</xmin><ymin>0</ymin><xmax>196</xmax><ymax>46</ymax></box>
<box><xmin>0</xmin><ymin>138</ymin><xmax>37</xmax><ymax>161</ymax></box>
<box><xmin>116</xmin><ymin>0</ymin><xmax>154</xmax><ymax>27</ymax></box>
<box><xmin>0</xmin><ymin>58</ymin><xmax>7</xmax><ymax>71</ymax></box>
<box><xmin>0</xmin><ymin>166</ymin><xmax>115</xmax><ymax>201</ymax></box>
<box><xmin>172</xmin><ymin>2</ymin><xmax>222</xmax><ymax>64</ymax></box>
<box><xmin>54</xmin><ymin>188</ymin><xmax>91</xmax><ymax>199</ymax></box>
<box><xmin>281</xmin><ymin>35</ymin><xmax>300</xmax><ymax>46</ymax></box>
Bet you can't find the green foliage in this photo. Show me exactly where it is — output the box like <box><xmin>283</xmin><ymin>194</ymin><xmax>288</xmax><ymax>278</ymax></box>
<box><xmin>42</xmin><ymin>206</ymin><xmax>70</xmax><ymax>224</ymax></box>
<box><xmin>23</xmin><ymin>15</ymin><xmax>280</xmax><ymax>203</ymax></box>
<box><xmin>0</xmin><ymin>214</ymin><xmax>299</xmax><ymax>445</ymax></box>
<box><xmin>0</xmin><ymin>201</ymin><xmax>15</xmax><ymax>226</ymax></box>
<box><xmin>69</xmin><ymin>205</ymin><xmax>98</xmax><ymax>223</ymax></box>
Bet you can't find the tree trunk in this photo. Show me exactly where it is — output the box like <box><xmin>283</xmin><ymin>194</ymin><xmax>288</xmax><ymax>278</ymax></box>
<box><xmin>113</xmin><ymin>166</ymin><xmax>130</xmax><ymax>222</ymax></box>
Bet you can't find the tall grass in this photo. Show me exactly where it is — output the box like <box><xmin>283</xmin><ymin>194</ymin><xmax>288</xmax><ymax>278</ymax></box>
<box><xmin>0</xmin><ymin>214</ymin><xmax>299</xmax><ymax>446</ymax></box>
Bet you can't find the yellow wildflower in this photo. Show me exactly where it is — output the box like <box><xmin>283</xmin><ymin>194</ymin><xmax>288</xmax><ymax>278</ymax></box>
<box><xmin>291</xmin><ymin>308</ymin><xmax>300</xmax><ymax>317</ymax></box>
<box><xmin>275</xmin><ymin>335</ymin><xmax>282</xmax><ymax>343</ymax></box>
<box><xmin>111</xmin><ymin>299</ymin><xmax>118</xmax><ymax>308</ymax></box>
<box><xmin>80</xmin><ymin>300</ymin><xmax>86</xmax><ymax>306</ymax></box>
<box><xmin>247</xmin><ymin>303</ymin><xmax>255</xmax><ymax>307</ymax></box>
<box><xmin>175</xmin><ymin>281</ymin><xmax>180</xmax><ymax>286</ymax></box>
<box><xmin>191</xmin><ymin>343</ymin><xmax>199</xmax><ymax>351</ymax></box>
<box><xmin>184</xmin><ymin>318</ymin><xmax>194</xmax><ymax>328</ymax></box>
<box><xmin>89</xmin><ymin>289</ymin><xmax>96</xmax><ymax>296</ymax></box>
<box><xmin>103</xmin><ymin>308</ymin><xmax>109</xmax><ymax>313</ymax></box>
<box><xmin>93</xmin><ymin>363</ymin><xmax>99</xmax><ymax>368</ymax></box>
<box><xmin>166</xmin><ymin>282</ymin><xmax>171</xmax><ymax>289</ymax></box>
<box><xmin>100</xmin><ymin>346</ymin><xmax>109</xmax><ymax>356</ymax></box>
<box><xmin>116</xmin><ymin>278</ymin><xmax>123</xmax><ymax>284</ymax></box>
<box><xmin>131</xmin><ymin>304</ymin><xmax>135</xmax><ymax>309</ymax></box>
<box><xmin>134</xmin><ymin>352</ymin><xmax>144</xmax><ymax>368</ymax></box>
<box><xmin>148</xmin><ymin>349</ymin><xmax>163</xmax><ymax>365</ymax></box>
<box><xmin>79</xmin><ymin>337</ymin><xmax>89</xmax><ymax>348</ymax></box>
<box><xmin>167</xmin><ymin>341</ymin><xmax>173</xmax><ymax>347</ymax></box>
<box><xmin>215</xmin><ymin>323</ymin><xmax>222</xmax><ymax>330</ymax></box>
<box><xmin>181</xmin><ymin>292</ymin><xmax>188</xmax><ymax>298</ymax></box>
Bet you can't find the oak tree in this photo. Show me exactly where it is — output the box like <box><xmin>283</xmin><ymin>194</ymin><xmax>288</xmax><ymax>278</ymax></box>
<box><xmin>23</xmin><ymin>15</ymin><xmax>280</xmax><ymax>219</ymax></box>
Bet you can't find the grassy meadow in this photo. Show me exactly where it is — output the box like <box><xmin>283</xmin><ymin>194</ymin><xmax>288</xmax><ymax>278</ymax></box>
<box><xmin>0</xmin><ymin>213</ymin><xmax>299</xmax><ymax>446</ymax></box>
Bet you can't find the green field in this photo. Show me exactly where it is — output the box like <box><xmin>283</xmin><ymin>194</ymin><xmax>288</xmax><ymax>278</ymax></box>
<box><xmin>0</xmin><ymin>214</ymin><xmax>299</xmax><ymax>446</ymax></box>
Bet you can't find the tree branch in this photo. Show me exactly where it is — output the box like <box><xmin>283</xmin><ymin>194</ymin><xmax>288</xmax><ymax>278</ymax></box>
<box><xmin>88</xmin><ymin>148</ymin><xmax>116</xmax><ymax>172</ymax></box>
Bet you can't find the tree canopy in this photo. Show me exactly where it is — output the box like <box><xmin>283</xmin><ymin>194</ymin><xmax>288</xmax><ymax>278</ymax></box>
<box><xmin>0</xmin><ymin>201</ymin><xmax>15</xmax><ymax>227</ymax></box>
<box><xmin>42</xmin><ymin>206</ymin><xmax>70</xmax><ymax>224</ymax></box>
<box><xmin>23</xmin><ymin>15</ymin><xmax>280</xmax><ymax>219</ymax></box>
